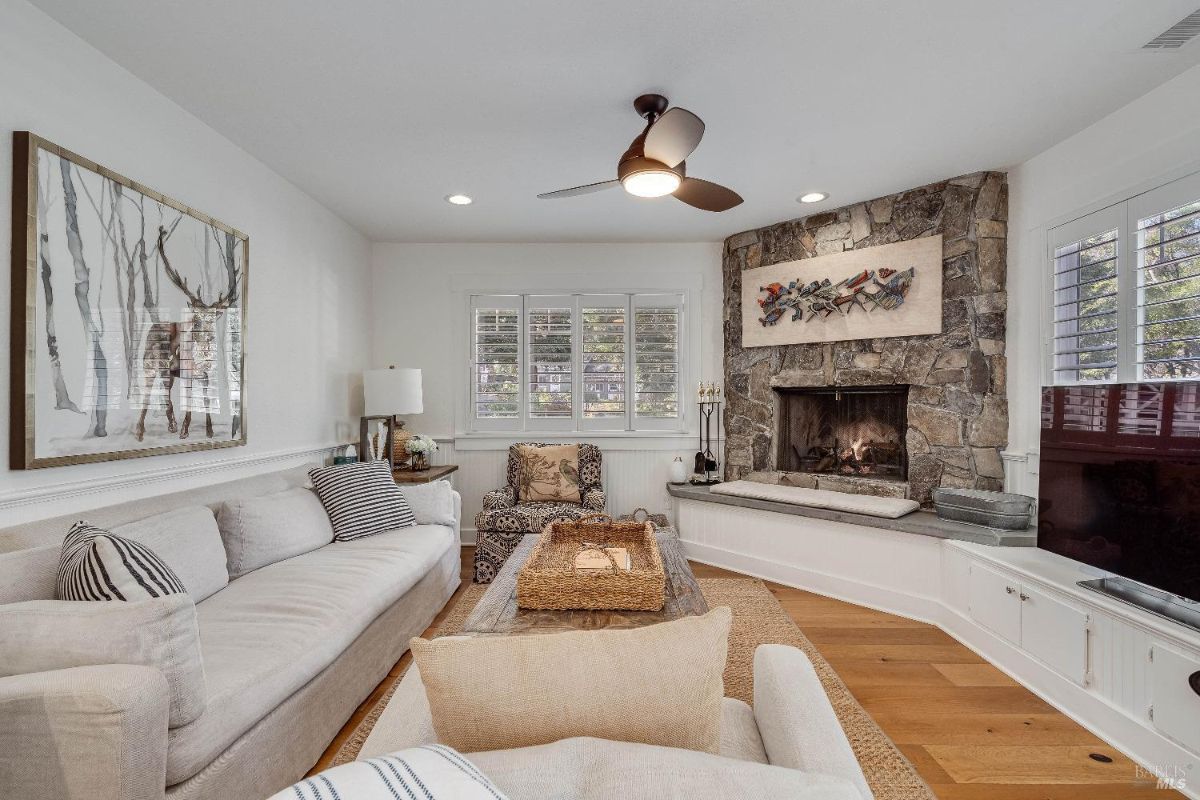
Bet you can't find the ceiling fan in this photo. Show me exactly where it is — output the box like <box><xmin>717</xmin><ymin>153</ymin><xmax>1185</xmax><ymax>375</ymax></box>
<box><xmin>537</xmin><ymin>93</ymin><xmax>743</xmax><ymax>212</ymax></box>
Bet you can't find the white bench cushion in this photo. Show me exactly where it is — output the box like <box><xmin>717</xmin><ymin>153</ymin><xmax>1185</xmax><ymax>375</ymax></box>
<box><xmin>711</xmin><ymin>480</ymin><xmax>919</xmax><ymax>519</ymax></box>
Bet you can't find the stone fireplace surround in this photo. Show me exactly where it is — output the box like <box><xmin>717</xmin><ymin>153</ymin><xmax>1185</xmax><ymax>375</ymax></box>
<box><xmin>723</xmin><ymin>171</ymin><xmax>1009</xmax><ymax>505</ymax></box>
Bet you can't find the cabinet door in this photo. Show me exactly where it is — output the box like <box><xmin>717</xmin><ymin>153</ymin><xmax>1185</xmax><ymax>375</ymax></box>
<box><xmin>968</xmin><ymin>561</ymin><xmax>1022</xmax><ymax>643</ymax></box>
<box><xmin>1150</xmin><ymin>643</ymin><xmax>1200</xmax><ymax>755</ymax></box>
<box><xmin>1019</xmin><ymin>584</ymin><xmax>1090</xmax><ymax>685</ymax></box>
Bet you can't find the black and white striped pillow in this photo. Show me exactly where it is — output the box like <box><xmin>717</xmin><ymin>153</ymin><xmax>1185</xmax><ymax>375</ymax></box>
<box><xmin>56</xmin><ymin>522</ymin><xmax>187</xmax><ymax>601</ymax></box>
<box><xmin>308</xmin><ymin>460</ymin><xmax>417</xmax><ymax>541</ymax></box>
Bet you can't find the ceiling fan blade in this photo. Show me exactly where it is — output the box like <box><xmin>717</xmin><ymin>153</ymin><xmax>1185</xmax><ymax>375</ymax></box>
<box><xmin>674</xmin><ymin>177</ymin><xmax>743</xmax><ymax>212</ymax></box>
<box><xmin>643</xmin><ymin>108</ymin><xmax>705</xmax><ymax>168</ymax></box>
<box><xmin>537</xmin><ymin>180</ymin><xmax>620</xmax><ymax>199</ymax></box>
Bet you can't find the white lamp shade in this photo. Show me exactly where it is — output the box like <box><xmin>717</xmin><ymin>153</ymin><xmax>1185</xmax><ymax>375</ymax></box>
<box><xmin>363</xmin><ymin>367</ymin><xmax>423</xmax><ymax>416</ymax></box>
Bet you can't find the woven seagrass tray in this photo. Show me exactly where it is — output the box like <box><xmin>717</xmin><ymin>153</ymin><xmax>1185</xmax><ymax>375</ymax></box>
<box><xmin>516</xmin><ymin>514</ymin><xmax>665</xmax><ymax>611</ymax></box>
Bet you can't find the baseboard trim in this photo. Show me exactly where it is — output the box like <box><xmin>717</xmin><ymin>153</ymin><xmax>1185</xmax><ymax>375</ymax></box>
<box><xmin>0</xmin><ymin>443</ymin><xmax>339</xmax><ymax>513</ymax></box>
<box><xmin>681</xmin><ymin>539</ymin><xmax>943</xmax><ymax>626</ymax></box>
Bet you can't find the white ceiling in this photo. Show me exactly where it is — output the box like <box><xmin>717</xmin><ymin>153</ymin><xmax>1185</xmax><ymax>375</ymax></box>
<box><xmin>29</xmin><ymin>0</ymin><xmax>1200</xmax><ymax>243</ymax></box>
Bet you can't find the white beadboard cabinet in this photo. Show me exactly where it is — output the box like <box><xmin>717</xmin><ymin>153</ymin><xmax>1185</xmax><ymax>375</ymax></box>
<box><xmin>672</xmin><ymin>495</ymin><xmax>1200</xmax><ymax>799</ymax></box>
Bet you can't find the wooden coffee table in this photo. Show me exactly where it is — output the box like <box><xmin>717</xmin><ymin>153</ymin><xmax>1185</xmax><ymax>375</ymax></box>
<box><xmin>460</xmin><ymin>528</ymin><xmax>708</xmax><ymax>635</ymax></box>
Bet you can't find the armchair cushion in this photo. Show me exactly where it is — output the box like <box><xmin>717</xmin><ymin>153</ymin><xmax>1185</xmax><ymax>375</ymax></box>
<box><xmin>474</xmin><ymin>501</ymin><xmax>597</xmax><ymax>536</ymax></box>
<box><xmin>581</xmin><ymin>488</ymin><xmax>606</xmax><ymax>512</ymax></box>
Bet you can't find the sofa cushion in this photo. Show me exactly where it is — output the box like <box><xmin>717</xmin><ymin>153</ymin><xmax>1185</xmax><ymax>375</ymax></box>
<box><xmin>55</xmin><ymin>522</ymin><xmax>187</xmax><ymax>601</ymax></box>
<box><xmin>410</xmin><ymin>607</ymin><xmax>731</xmax><ymax>755</ymax></box>
<box><xmin>0</xmin><ymin>594</ymin><xmax>206</xmax><ymax>727</ymax></box>
<box><xmin>397</xmin><ymin>481</ymin><xmax>458</xmax><ymax>528</ymax></box>
<box><xmin>164</xmin><ymin>523</ymin><xmax>455</xmax><ymax>786</ymax></box>
<box><xmin>469</xmin><ymin>737</ymin><xmax>863</xmax><ymax>800</ymax></box>
<box><xmin>216</xmin><ymin>487</ymin><xmax>334</xmax><ymax>578</ymax></box>
<box><xmin>309</xmin><ymin>461</ymin><xmax>416</xmax><ymax>541</ymax></box>
<box><xmin>514</xmin><ymin>443</ymin><xmax>582</xmax><ymax>503</ymax></box>
<box><xmin>269</xmin><ymin>745</ymin><xmax>508</xmax><ymax>800</ymax></box>
<box><xmin>111</xmin><ymin>507</ymin><xmax>229</xmax><ymax>602</ymax></box>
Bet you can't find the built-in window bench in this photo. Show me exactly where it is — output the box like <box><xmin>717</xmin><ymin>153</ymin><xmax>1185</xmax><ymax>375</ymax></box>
<box><xmin>667</xmin><ymin>483</ymin><xmax>1035</xmax><ymax>547</ymax></box>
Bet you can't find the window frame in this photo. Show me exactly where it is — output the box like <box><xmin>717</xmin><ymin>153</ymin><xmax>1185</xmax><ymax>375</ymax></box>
<box><xmin>465</xmin><ymin>290</ymin><xmax>691</xmax><ymax>435</ymax></box>
<box><xmin>1044</xmin><ymin>170</ymin><xmax>1200</xmax><ymax>386</ymax></box>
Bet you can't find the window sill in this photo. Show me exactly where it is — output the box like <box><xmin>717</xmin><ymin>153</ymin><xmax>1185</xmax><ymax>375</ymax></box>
<box><xmin>452</xmin><ymin>431</ymin><xmax>714</xmax><ymax>452</ymax></box>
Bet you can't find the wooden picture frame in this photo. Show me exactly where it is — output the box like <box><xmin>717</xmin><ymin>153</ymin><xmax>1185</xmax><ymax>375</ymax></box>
<box><xmin>10</xmin><ymin>132</ymin><xmax>249</xmax><ymax>468</ymax></box>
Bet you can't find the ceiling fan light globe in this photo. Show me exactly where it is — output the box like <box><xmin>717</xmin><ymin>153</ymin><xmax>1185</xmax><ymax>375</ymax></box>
<box><xmin>622</xmin><ymin>170</ymin><xmax>682</xmax><ymax>198</ymax></box>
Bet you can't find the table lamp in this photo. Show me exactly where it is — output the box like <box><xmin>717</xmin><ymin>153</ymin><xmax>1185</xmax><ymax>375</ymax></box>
<box><xmin>360</xmin><ymin>366</ymin><xmax>423</xmax><ymax>470</ymax></box>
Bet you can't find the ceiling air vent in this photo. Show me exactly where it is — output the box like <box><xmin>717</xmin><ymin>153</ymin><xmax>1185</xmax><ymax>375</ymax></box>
<box><xmin>1142</xmin><ymin>10</ymin><xmax>1200</xmax><ymax>49</ymax></box>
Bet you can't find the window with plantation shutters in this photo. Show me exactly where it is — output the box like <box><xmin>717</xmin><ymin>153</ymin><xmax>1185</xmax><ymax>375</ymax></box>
<box><xmin>633</xmin><ymin>297</ymin><xmax>681</xmax><ymax>424</ymax></box>
<box><xmin>581</xmin><ymin>298</ymin><xmax>627</xmax><ymax>422</ymax></box>
<box><xmin>472</xmin><ymin>300</ymin><xmax>521</xmax><ymax>425</ymax></box>
<box><xmin>1045</xmin><ymin>170</ymin><xmax>1200</xmax><ymax>386</ymax></box>
<box><xmin>1136</xmin><ymin>196</ymin><xmax>1200</xmax><ymax>380</ymax></box>
<box><xmin>468</xmin><ymin>292</ymin><xmax>687</xmax><ymax>432</ymax></box>
<box><xmin>527</xmin><ymin>298</ymin><xmax>574</xmax><ymax>422</ymax></box>
<box><xmin>1051</xmin><ymin>229</ymin><xmax>1119</xmax><ymax>382</ymax></box>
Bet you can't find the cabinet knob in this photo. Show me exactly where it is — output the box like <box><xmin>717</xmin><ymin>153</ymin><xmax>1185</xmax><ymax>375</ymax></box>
<box><xmin>1020</xmin><ymin>593</ymin><xmax>1029</xmax><ymax>601</ymax></box>
<box><xmin>1005</xmin><ymin>586</ymin><xmax>1015</xmax><ymax>594</ymax></box>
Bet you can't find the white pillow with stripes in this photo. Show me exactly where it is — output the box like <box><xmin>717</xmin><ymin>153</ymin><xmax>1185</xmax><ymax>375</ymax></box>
<box><xmin>268</xmin><ymin>745</ymin><xmax>508</xmax><ymax>800</ymax></box>
<box><xmin>308</xmin><ymin>460</ymin><xmax>417</xmax><ymax>541</ymax></box>
<box><xmin>56</xmin><ymin>522</ymin><xmax>187</xmax><ymax>601</ymax></box>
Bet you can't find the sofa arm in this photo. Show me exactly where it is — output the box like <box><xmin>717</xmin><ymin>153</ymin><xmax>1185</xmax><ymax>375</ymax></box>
<box><xmin>581</xmin><ymin>487</ymin><xmax>606</xmax><ymax>511</ymax></box>
<box><xmin>481</xmin><ymin>487</ymin><xmax>516</xmax><ymax>511</ymax></box>
<box><xmin>752</xmin><ymin>645</ymin><xmax>872</xmax><ymax>800</ymax></box>
<box><xmin>0</xmin><ymin>664</ymin><xmax>169</xmax><ymax>800</ymax></box>
<box><xmin>450</xmin><ymin>488</ymin><xmax>463</xmax><ymax>541</ymax></box>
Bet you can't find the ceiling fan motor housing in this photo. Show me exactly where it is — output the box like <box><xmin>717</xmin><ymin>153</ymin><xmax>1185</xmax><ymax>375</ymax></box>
<box><xmin>618</xmin><ymin>129</ymin><xmax>684</xmax><ymax>183</ymax></box>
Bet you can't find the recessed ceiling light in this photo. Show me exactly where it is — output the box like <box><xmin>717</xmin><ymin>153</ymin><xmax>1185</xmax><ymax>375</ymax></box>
<box><xmin>798</xmin><ymin>192</ymin><xmax>829</xmax><ymax>204</ymax></box>
<box><xmin>445</xmin><ymin>194</ymin><xmax>473</xmax><ymax>205</ymax></box>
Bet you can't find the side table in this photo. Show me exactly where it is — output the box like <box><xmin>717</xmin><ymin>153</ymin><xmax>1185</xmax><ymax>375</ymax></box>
<box><xmin>392</xmin><ymin>464</ymin><xmax>458</xmax><ymax>484</ymax></box>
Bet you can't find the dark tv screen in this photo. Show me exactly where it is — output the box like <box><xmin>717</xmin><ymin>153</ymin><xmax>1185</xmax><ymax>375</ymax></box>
<box><xmin>1038</xmin><ymin>382</ymin><xmax>1200</xmax><ymax>603</ymax></box>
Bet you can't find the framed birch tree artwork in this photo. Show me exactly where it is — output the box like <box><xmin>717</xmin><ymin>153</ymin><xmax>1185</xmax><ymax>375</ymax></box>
<box><xmin>10</xmin><ymin>132</ymin><xmax>249</xmax><ymax>468</ymax></box>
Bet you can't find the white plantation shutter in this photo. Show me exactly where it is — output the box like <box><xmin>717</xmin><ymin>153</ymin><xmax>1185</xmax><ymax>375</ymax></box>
<box><xmin>1050</xmin><ymin>226</ymin><xmax>1120</xmax><ymax>383</ymax></box>
<box><xmin>1046</xmin><ymin>171</ymin><xmax>1200</xmax><ymax>387</ymax></box>
<box><xmin>1134</xmin><ymin>188</ymin><xmax>1200</xmax><ymax>380</ymax></box>
<box><xmin>581</xmin><ymin>295</ymin><xmax>628</xmax><ymax>428</ymax></box>
<box><xmin>526</xmin><ymin>296</ymin><xmax>574</xmax><ymax>426</ymax></box>
<box><xmin>469</xmin><ymin>292</ymin><xmax>688</xmax><ymax>432</ymax></box>
<box><xmin>472</xmin><ymin>297</ymin><xmax>521</xmax><ymax>430</ymax></box>
<box><xmin>633</xmin><ymin>294</ymin><xmax>682</xmax><ymax>427</ymax></box>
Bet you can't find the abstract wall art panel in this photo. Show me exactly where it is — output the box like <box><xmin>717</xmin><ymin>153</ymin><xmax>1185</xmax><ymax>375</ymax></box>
<box><xmin>10</xmin><ymin>132</ymin><xmax>249</xmax><ymax>468</ymax></box>
<box><xmin>740</xmin><ymin>235</ymin><xmax>943</xmax><ymax>348</ymax></box>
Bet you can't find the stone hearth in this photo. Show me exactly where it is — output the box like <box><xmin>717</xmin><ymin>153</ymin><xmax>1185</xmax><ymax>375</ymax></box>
<box><xmin>722</xmin><ymin>171</ymin><xmax>1009</xmax><ymax>505</ymax></box>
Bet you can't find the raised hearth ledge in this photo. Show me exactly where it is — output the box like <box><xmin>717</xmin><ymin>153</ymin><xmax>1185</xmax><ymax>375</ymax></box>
<box><xmin>667</xmin><ymin>483</ymin><xmax>1034</xmax><ymax>547</ymax></box>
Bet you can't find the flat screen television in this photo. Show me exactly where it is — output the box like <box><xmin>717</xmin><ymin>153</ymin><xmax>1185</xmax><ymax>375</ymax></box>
<box><xmin>1038</xmin><ymin>381</ymin><xmax>1200</xmax><ymax>606</ymax></box>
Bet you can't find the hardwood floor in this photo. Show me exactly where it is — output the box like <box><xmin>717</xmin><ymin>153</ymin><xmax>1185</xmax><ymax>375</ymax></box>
<box><xmin>313</xmin><ymin>548</ymin><xmax>1179</xmax><ymax>798</ymax></box>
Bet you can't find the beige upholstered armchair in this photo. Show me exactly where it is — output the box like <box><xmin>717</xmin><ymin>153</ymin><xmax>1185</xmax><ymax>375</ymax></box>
<box><xmin>473</xmin><ymin>443</ymin><xmax>605</xmax><ymax>583</ymax></box>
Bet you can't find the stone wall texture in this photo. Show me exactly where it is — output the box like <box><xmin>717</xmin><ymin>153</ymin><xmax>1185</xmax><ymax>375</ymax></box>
<box><xmin>723</xmin><ymin>171</ymin><xmax>1009</xmax><ymax>504</ymax></box>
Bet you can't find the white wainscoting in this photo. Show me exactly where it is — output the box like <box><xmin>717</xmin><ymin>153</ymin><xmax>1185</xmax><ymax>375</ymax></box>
<box><xmin>674</xmin><ymin>496</ymin><xmax>1200</xmax><ymax>798</ymax></box>
<box><xmin>430</xmin><ymin>437</ymin><xmax>714</xmax><ymax>543</ymax></box>
<box><xmin>0</xmin><ymin>444</ymin><xmax>342</xmax><ymax>526</ymax></box>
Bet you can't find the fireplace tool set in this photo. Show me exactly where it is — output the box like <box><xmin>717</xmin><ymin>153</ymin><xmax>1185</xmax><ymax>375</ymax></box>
<box><xmin>693</xmin><ymin>383</ymin><xmax>721</xmax><ymax>485</ymax></box>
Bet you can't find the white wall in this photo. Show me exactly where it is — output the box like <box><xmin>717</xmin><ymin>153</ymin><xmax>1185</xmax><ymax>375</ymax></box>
<box><xmin>1005</xmin><ymin>64</ymin><xmax>1200</xmax><ymax>496</ymax></box>
<box><xmin>370</xmin><ymin>242</ymin><xmax>722</xmax><ymax>534</ymax></box>
<box><xmin>0</xmin><ymin>0</ymin><xmax>372</xmax><ymax>523</ymax></box>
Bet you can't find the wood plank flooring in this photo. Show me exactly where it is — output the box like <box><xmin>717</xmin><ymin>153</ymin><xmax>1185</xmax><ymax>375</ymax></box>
<box><xmin>312</xmin><ymin>548</ymin><xmax>1179</xmax><ymax>798</ymax></box>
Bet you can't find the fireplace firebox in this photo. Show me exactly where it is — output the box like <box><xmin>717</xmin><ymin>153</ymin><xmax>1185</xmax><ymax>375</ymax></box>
<box><xmin>775</xmin><ymin>385</ymin><xmax>909</xmax><ymax>480</ymax></box>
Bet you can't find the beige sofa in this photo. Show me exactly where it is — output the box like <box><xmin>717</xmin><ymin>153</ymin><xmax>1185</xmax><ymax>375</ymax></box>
<box><xmin>0</xmin><ymin>466</ymin><xmax>462</xmax><ymax>800</ymax></box>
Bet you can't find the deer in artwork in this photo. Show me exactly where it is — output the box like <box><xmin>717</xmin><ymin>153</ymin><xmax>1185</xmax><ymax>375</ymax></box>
<box><xmin>151</xmin><ymin>225</ymin><xmax>242</xmax><ymax>441</ymax></box>
<box><xmin>132</xmin><ymin>320</ymin><xmax>180</xmax><ymax>442</ymax></box>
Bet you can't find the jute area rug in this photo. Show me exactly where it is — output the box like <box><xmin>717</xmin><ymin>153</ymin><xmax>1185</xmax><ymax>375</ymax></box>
<box><xmin>332</xmin><ymin>578</ymin><xmax>935</xmax><ymax>800</ymax></box>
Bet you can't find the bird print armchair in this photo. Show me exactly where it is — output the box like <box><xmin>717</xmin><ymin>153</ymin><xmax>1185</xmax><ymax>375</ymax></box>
<box><xmin>473</xmin><ymin>443</ymin><xmax>606</xmax><ymax>583</ymax></box>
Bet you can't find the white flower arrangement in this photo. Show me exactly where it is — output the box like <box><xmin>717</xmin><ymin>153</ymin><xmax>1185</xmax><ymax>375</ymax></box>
<box><xmin>404</xmin><ymin>434</ymin><xmax>439</xmax><ymax>455</ymax></box>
